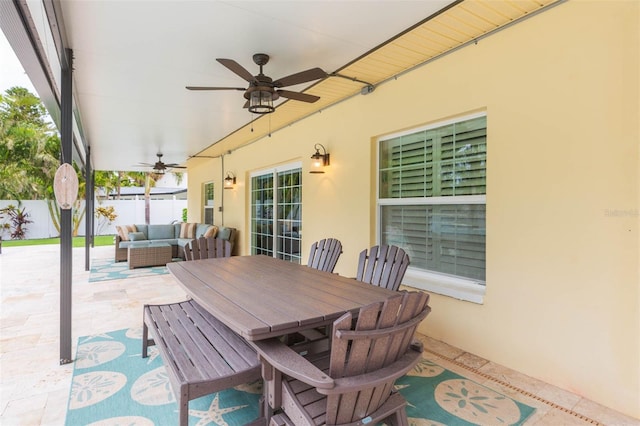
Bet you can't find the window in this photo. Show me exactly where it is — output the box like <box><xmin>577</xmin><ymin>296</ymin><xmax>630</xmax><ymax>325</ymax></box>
<box><xmin>203</xmin><ymin>182</ymin><xmax>214</xmax><ymax>225</ymax></box>
<box><xmin>378</xmin><ymin>113</ymin><xmax>486</xmax><ymax>302</ymax></box>
<box><xmin>250</xmin><ymin>164</ymin><xmax>302</xmax><ymax>263</ymax></box>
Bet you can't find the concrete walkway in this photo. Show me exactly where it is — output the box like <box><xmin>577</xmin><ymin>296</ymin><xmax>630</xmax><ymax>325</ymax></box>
<box><xmin>0</xmin><ymin>245</ymin><xmax>186</xmax><ymax>424</ymax></box>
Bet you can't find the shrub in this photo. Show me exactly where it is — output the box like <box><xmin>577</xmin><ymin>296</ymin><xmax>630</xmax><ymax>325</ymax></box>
<box><xmin>0</xmin><ymin>205</ymin><xmax>33</xmax><ymax>240</ymax></box>
<box><xmin>95</xmin><ymin>205</ymin><xmax>118</xmax><ymax>235</ymax></box>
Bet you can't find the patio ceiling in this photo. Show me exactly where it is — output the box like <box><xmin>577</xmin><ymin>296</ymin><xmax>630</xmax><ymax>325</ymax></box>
<box><xmin>49</xmin><ymin>0</ymin><xmax>559</xmax><ymax>171</ymax></box>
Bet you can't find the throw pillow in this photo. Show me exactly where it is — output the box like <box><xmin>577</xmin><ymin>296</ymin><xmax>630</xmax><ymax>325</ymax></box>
<box><xmin>179</xmin><ymin>222</ymin><xmax>197</xmax><ymax>239</ymax></box>
<box><xmin>217</xmin><ymin>227</ymin><xmax>231</xmax><ymax>240</ymax></box>
<box><xmin>116</xmin><ymin>224</ymin><xmax>137</xmax><ymax>241</ymax></box>
<box><xmin>128</xmin><ymin>231</ymin><xmax>146</xmax><ymax>241</ymax></box>
<box><xmin>203</xmin><ymin>225</ymin><xmax>218</xmax><ymax>238</ymax></box>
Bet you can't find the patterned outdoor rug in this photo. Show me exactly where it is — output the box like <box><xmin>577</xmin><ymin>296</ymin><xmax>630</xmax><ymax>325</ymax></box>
<box><xmin>89</xmin><ymin>258</ymin><xmax>174</xmax><ymax>282</ymax></box>
<box><xmin>65</xmin><ymin>328</ymin><xmax>536</xmax><ymax>425</ymax></box>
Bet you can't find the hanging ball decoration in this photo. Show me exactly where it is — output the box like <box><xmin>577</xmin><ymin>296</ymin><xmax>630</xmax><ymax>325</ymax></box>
<box><xmin>53</xmin><ymin>163</ymin><xmax>79</xmax><ymax>209</ymax></box>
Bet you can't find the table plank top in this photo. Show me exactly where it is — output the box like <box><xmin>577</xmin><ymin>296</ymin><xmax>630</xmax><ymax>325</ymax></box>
<box><xmin>167</xmin><ymin>255</ymin><xmax>398</xmax><ymax>341</ymax></box>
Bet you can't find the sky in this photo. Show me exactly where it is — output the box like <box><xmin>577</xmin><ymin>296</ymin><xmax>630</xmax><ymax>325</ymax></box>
<box><xmin>0</xmin><ymin>31</ymin><xmax>37</xmax><ymax>94</ymax></box>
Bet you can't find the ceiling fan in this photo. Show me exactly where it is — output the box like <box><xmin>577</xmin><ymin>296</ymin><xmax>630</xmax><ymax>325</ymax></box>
<box><xmin>138</xmin><ymin>153</ymin><xmax>186</xmax><ymax>173</ymax></box>
<box><xmin>186</xmin><ymin>53</ymin><xmax>328</xmax><ymax>114</ymax></box>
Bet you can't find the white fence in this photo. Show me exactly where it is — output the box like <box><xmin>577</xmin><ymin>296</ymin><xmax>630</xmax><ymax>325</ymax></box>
<box><xmin>0</xmin><ymin>199</ymin><xmax>188</xmax><ymax>239</ymax></box>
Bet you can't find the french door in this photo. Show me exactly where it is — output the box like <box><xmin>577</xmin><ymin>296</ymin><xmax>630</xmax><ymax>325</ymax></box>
<box><xmin>250</xmin><ymin>163</ymin><xmax>302</xmax><ymax>263</ymax></box>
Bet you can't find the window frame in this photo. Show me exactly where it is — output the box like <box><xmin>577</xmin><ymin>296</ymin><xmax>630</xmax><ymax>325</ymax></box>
<box><xmin>376</xmin><ymin>112</ymin><xmax>487</xmax><ymax>303</ymax></box>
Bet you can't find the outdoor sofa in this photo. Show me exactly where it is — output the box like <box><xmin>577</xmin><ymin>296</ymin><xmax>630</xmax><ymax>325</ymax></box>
<box><xmin>114</xmin><ymin>223</ymin><xmax>236</xmax><ymax>262</ymax></box>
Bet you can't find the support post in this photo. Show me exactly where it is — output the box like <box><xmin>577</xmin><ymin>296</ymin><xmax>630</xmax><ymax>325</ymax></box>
<box><xmin>60</xmin><ymin>48</ymin><xmax>73</xmax><ymax>365</ymax></box>
<box><xmin>85</xmin><ymin>147</ymin><xmax>93</xmax><ymax>270</ymax></box>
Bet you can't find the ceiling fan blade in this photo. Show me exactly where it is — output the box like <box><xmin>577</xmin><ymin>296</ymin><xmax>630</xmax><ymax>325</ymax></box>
<box><xmin>186</xmin><ymin>86</ymin><xmax>245</xmax><ymax>91</ymax></box>
<box><xmin>137</xmin><ymin>163</ymin><xmax>155</xmax><ymax>167</ymax></box>
<box><xmin>277</xmin><ymin>90</ymin><xmax>320</xmax><ymax>103</ymax></box>
<box><xmin>216</xmin><ymin>58</ymin><xmax>256</xmax><ymax>83</ymax></box>
<box><xmin>165</xmin><ymin>164</ymin><xmax>187</xmax><ymax>168</ymax></box>
<box><xmin>273</xmin><ymin>67</ymin><xmax>327</xmax><ymax>88</ymax></box>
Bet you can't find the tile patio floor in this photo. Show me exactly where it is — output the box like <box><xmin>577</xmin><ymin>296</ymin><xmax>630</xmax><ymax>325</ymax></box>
<box><xmin>0</xmin><ymin>245</ymin><xmax>638</xmax><ymax>425</ymax></box>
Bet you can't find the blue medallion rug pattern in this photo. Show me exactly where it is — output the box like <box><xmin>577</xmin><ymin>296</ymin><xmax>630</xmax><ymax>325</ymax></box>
<box><xmin>65</xmin><ymin>328</ymin><xmax>536</xmax><ymax>425</ymax></box>
<box><xmin>89</xmin><ymin>259</ymin><xmax>171</xmax><ymax>282</ymax></box>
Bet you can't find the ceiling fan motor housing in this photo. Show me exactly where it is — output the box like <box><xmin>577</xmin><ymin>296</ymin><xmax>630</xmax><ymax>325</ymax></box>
<box><xmin>253</xmin><ymin>53</ymin><xmax>270</xmax><ymax>66</ymax></box>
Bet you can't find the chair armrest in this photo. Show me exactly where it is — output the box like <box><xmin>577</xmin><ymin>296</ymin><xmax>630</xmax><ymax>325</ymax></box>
<box><xmin>316</xmin><ymin>346</ymin><xmax>422</xmax><ymax>395</ymax></box>
<box><xmin>252</xmin><ymin>338</ymin><xmax>335</xmax><ymax>389</ymax></box>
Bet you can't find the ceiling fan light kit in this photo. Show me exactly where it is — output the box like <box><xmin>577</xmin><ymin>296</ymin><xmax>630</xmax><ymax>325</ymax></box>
<box><xmin>247</xmin><ymin>86</ymin><xmax>275</xmax><ymax>114</ymax></box>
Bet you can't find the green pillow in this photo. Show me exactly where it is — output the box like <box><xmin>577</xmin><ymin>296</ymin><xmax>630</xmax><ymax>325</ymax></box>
<box><xmin>128</xmin><ymin>231</ymin><xmax>147</xmax><ymax>241</ymax></box>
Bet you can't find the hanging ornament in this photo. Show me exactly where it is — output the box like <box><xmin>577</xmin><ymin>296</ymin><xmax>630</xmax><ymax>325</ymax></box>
<box><xmin>53</xmin><ymin>163</ymin><xmax>79</xmax><ymax>209</ymax></box>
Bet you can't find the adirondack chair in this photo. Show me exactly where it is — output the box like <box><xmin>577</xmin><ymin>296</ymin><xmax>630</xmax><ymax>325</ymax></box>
<box><xmin>307</xmin><ymin>238</ymin><xmax>343</xmax><ymax>273</ymax></box>
<box><xmin>184</xmin><ymin>237</ymin><xmax>232</xmax><ymax>260</ymax></box>
<box><xmin>356</xmin><ymin>245</ymin><xmax>410</xmax><ymax>291</ymax></box>
<box><xmin>254</xmin><ymin>291</ymin><xmax>431</xmax><ymax>426</ymax></box>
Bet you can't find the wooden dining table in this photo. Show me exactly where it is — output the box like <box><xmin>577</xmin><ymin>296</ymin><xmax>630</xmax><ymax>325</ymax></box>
<box><xmin>166</xmin><ymin>254</ymin><xmax>399</xmax><ymax>341</ymax></box>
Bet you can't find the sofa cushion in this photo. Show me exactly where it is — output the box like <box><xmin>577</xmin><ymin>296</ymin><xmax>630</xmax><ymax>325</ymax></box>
<box><xmin>148</xmin><ymin>224</ymin><xmax>175</xmax><ymax>240</ymax></box>
<box><xmin>180</xmin><ymin>222</ymin><xmax>197</xmax><ymax>239</ymax></box>
<box><xmin>116</xmin><ymin>224</ymin><xmax>137</xmax><ymax>241</ymax></box>
<box><xmin>128</xmin><ymin>231</ymin><xmax>146</xmax><ymax>241</ymax></box>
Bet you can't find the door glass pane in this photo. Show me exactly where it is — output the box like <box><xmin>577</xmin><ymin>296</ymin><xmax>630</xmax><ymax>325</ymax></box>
<box><xmin>276</xmin><ymin>168</ymin><xmax>302</xmax><ymax>262</ymax></box>
<box><xmin>204</xmin><ymin>208</ymin><xmax>213</xmax><ymax>225</ymax></box>
<box><xmin>203</xmin><ymin>182</ymin><xmax>214</xmax><ymax>225</ymax></box>
<box><xmin>251</xmin><ymin>174</ymin><xmax>274</xmax><ymax>256</ymax></box>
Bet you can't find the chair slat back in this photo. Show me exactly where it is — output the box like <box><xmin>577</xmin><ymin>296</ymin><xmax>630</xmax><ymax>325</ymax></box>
<box><xmin>307</xmin><ymin>238</ymin><xmax>343</xmax><ymax>273</ymax></box>
<box><xmin>184</xmin><ymin>237</ymin><xmax>232</xmax><ymax>261</ymax></box>
<box><xmin>325</xmin><ymin>291</ymin><xmax>430</xmax><ymax>425</ymax></box>
<box><xmin>356</xmin><ymin>245</ymin><xmax>410</xmax><ymax>291</ymax></box>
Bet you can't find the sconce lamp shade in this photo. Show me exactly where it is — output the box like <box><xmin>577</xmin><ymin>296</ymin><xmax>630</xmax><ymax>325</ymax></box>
<box><xmin>310</xmin><ymin>144</ymin><xmax>330</xmax><ymax>174</ymax></box>
<box><xmin>224</xmin><ymin>172</ymin><xmax>237</xmax><ymax>189</ymax></box>
<box><xmin>53</xmin><ymin>163</ymin><xmax>79</xmax><ymax>209</ymax></box>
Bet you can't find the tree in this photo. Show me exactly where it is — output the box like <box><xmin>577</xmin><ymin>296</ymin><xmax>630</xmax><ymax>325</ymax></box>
<box><xmin>95</xmin><ymin>170</ymin><xmax>128</xmax><ymax>200</ymax></box>
<box><xmin>126</xmin><ymin>171</ymin><xmax>164</xmax><ymax>224</ymax></box>
<box><xmin>2</xmin><ymin>87</ymin><xmax>186</xmax><ymax>233</ymax></box>
<box><xmin>0</xmin><ymin>87</ymin><xmax>59</xmax><ymax>200</ymax></box>
<box><xmin>1</xmin><ymin>87</ymin><xmax>88</xmax><ymax>236</ymax></box>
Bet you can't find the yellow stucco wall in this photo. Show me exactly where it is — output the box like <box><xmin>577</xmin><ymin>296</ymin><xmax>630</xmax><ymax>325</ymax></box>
<box><xmin>188</xmin><ymin>0</ymin><xmax>639</xmax><ymax>417</ymax></box>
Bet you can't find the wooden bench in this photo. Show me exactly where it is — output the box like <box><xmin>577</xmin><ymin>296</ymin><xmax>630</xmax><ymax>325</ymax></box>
<box><xmin>142</xmin><ymin>299</ymin><xmax>261</xmax><ymax>426</ymax></box>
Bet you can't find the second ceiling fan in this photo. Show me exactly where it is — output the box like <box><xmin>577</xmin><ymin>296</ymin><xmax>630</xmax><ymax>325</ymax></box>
<box><xmin>186</xmin><ymin>53</ymin><xmax>327</xmax><ymax>114</ymax></box>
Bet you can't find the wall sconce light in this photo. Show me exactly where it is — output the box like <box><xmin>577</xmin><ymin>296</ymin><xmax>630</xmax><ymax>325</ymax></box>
<box><xmin>224</xmin><ymin>172</ymin><xmax>236</xmax><ymax>189</ymax></box>
<box><xmin>310</xmin><ymin>143</ymin><xmax>330</xmax><ymax>174</ymax></box>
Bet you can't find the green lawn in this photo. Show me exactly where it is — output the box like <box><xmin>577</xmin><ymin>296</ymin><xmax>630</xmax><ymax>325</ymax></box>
<box><xmin>1</xmin><ymin>235</ymin><xmax>115</xmax><ymax>247</ymax></box>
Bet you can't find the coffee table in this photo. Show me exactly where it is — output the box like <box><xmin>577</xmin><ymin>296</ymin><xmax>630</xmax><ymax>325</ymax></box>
<box><xmin>127</xmin><ymin>242</ymin><xmax>172</xmax><ymax>269</ymax></box>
